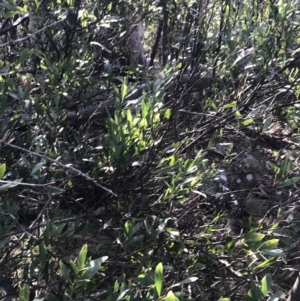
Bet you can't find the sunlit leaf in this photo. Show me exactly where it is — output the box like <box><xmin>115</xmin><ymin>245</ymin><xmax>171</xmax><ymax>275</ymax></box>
<box><xmin>258</xmin><ymin>239</ymin><xmax>279</xmax><ymax>250</ymax></box>
<box><xmin>241</xmin><ymin>118</ymin><xmax>254</xmax><ymax>126</ymax></box>
<box><xmin>245</xmin><ymin>232</ymin><xmax>265</xmax><ymax>243</ymax></box>
<box><xmin>77</xmin><ymin>244</ymin><xmax>87</xmax><ymax>269</ymax></box>
<box><xmin>155</xmin><ymin>263</ymin><xmax>163</xmax><ymax>296</ymax></box>
<box><xmin>77</xmin><ymin>256</ymin><xmax>108</xmax><ymax>287</ymax></box>
<box><xmin>254</xmin><ymin>257</ymin><xmax>277</xmax><ymax>270</ymax></box>
<box><xmin>162</xmin><ymin>290</ymin><xmax>179</xmax><ymax>301</ymax></box>
<box><xmin>164</xmin><ymin>108</ymin><xmax>172</xmax><ymax>119</ymax></box>
<box><xmin>207</xmin><ymin>98</ymin><xmax>217</xmax><ymax>110</ymax></box>
<box><xmin>0</xmin><ymin>163</ymin><xmax>6</xmax><ymax>179</ymax></box>
<box><xmin>223</xmin><ymin>101</ymin><xmax>237</xmax><ymax>109</ymax></box>
<box><xmin>121</xmin><ymin>79</ymin><xmax>128</xmax><ymax>101</ymax></box>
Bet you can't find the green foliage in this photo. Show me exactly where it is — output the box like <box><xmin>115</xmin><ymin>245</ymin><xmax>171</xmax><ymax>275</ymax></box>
<box><xmin>1</xmin><ymin>0</ymin><xmax>300</xmax><ymax>300</ymax></box>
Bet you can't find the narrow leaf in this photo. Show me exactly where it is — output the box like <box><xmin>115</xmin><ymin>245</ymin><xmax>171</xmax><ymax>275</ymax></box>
<box><xmin>262</xmin><ymin>117</ymin><xmax>272</xmax><ymax>133</ymax></box>
<box><xmin>155</xmin><ymin>262</ymin><xmax>163</xmax><ymax>296</ymax></box>
<box><xmin>77</xmin><ymin>244</ymin><xmax>87</xmax><ymax>269</ymax></box>
<box><xmin>278</xmin><ymin>177</ymin><xmax>300</xmax><ymax>188</ymax></box>
<box><xmin>59</xmin><ymin>260</ymin><xmax>72</xmax><ymax>283</ymax></box>
<box><xmin>30</xmin><ymin>161</ymin><xmax>46</xmax><ymax>176</ymax></box>
<box><xmin>261</xmin><ymin>273</ymin><xmax>272</xmax><ymax>296</ymax></box>
<box><xmin>0</xmin><ymin>163</ymin><xmax>6</xmax><ymax>179</ymax></box>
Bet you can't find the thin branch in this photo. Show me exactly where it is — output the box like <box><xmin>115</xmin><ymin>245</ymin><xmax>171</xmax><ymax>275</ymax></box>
<box><xmin>0</xmin><ymin>140</ymin><xmax>117</xmax><ymax>197</ymax></box>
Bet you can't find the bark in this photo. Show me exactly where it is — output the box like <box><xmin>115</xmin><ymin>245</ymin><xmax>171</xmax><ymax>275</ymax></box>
<box><xmin>128</xmin><ymin>14</ymin><xmax>147</xmax><ymax>68</ymax></box>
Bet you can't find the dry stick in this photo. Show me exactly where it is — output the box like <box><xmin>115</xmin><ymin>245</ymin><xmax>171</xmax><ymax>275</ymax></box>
<box><xmin>0</xmin><ymin>139</ymin><xmax>117</xmax><ymax>197</ymax></box>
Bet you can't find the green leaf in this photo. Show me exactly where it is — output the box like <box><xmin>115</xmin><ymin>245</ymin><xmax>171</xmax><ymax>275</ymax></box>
<box><xmin>162</xmin><ymin>290</ymin><xmax>179</xmax><ymax>301</ymax></box>
<box><xmin>39</xmin><ymin>243</ymin><xmax>46</xmax><ymax>263</ymax></box>
<box><xmin>78</xmin><ymin>256</ymin><xmax>108</xmax><ymax>283</ymax></box>
<box><xmin>258</xmin><ymin>239</ymin><xmax>279</xmax><ymax>250</ymax></box>
<box><xmin>127</xmin><ymin>110</ymin><xmax>133</xmax><ymax>127</ymax></box>
<box><xmin>0</xmin><ymin>1</ymin><xmax>17</xmax><ymax>10</ymax></box>
<box><xmin>262</xmin><ymin>117</ymin><xmax>272</xmax><ymax>133</ymax></box>
<box><xmin>278</xmin><ymin>177</ymin><xmax>300</xmax><ymax>188</ymax></box>
<box><xmin>19</xmin><ymin>283</ymin><xmax>30</xmax><ymax>301</ymax></box>
<box><xmin>0</xmin><ymin>64</ymin><xmax>10</xmax><ymax>76</ymax></box>
<box><xmin>124</xmin><ymin>220</ymin><xmax>132</xmax><ymax>236</ymax></box>
<box><xmin>261</xmin><ymin>249</ymin><xmax>286</xmax><ymax>258</ymax></box>
<box><xmin>278</xmin><ymin>157</ymin><xmax>293</xmax><ymax>178</ymax></box>
<box><xmin>247</xmin><ymin>286</ymin><xmax>262</xmax><ymax>301</ymax></box>
<box><xmin>218</xmin><ymin>298</ymin><xmax>231</xmax><ymax>301</ymax></box>
<box><xmin>0</xmin><ymin>236</ymin><xmax>11</xmax><ymax>248</ymax></box>
<box><xmin>226</xmin><ymin>235</ymin><xmax>235</xmax><ymax>251</ymax></box>
<box><xmin>59</xmin><ymin>260</ymin><xmax>72</xmax><ymax>283</ymax></box>
<box><xmin>245</xmin><ymin>232</ymin><xmax>265</xmax><ymax>243</ymax></box>
<box><xmin>30</xmin><ymin>161</ymin><xmax>46</xmax><ymax>176</ymax></box>
<box><xmin>254</xmin><ymin>257</ymin><xmax>277</xmax><ymax>270</ymax></box>
<box><xmin>114</xmin><ymin>279</ymin><xmax>119</xmax><ymax>292</ymax></box>
<box><xmin>261</xmin><ymin>273</ymin><xmax>272</xmax><ymax>296</ymax></box>
<box><xmin>268</xmin><ymin>290</ymin><xmax>283</xmax><ymax>301</ymax></box>
<box><xmin>19</xmin><ymin>48</ymin><xmax>34</xmax><ymax>64</ymax></box>
<box><xmin>77</xmin><ymin>244</ymin><xmax>87</xmax><ymax>269</ymax></box>
<box><xmin>4</xmin><ymin>10</ymin><xmax>19</xmax><ymax>17</ymax></box>
<box><xmin>0</xmin><ymin>163</ymin><xmax>6</xmax><ymax>179</ymax></box>
<box><xmin>207</xmin><ymin>98</ymin><xmax>217</xmax><ymax>111</ymax></box>
<box><xmin>121</xmin><ymin>79</ymin><xmax>128</xmax><ymax>101</ymax></box>
<box><xmin>235</xmin><ymin>110</ymin><xmax>242</xmax><ymax>119</ymax></box>
<box><xmin>155</xmin><ymin>262</ymin><xmax>163</xmax><ymax>296</ymax></box>
<box><xmin>70</xmin><ymin>259</ymin><xmax>78</xmax><ymax>273</ymax></box>
<box><xmin>117</xmin><ymin>289</ymin><xmax>130</xmax><ymax>300</ymax></box>
<box><xmin>241</xmin><ymin>118</ymin><xmax>254</xmax><ymax>126</ymax></box>
<box><xmin>164</xmin><ymin>108</ymin><xmax>172</xmax><ymax>119</ymax></box>
<box><xmin>223</xmin><ymin>101</ymin><xmax>237</xmax><ymax>109</ymax></box>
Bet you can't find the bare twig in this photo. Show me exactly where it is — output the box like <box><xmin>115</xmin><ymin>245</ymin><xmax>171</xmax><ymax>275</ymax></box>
<box><xmin>0</xmin><ymin>139</ymin><xmax>117</xmax><ymax>197</ymax></box>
